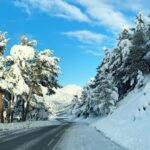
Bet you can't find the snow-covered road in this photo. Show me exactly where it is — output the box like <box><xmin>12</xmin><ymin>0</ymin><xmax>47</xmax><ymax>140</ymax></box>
<box><xmin>54</xmin><ymin>123</ymin><xmax>126</xmax><ymax>150</ymax></box>
<box><xmin>0</xmin><ymin>121</ymin><xmax>126</xmax><ymax>150</ymax></box>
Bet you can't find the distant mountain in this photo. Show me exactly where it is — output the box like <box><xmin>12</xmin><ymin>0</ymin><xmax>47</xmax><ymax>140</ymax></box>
<box><xmin>43</xmin><ymin>84</ymin><xmax>83</xmax><ymax>112</ymax></box>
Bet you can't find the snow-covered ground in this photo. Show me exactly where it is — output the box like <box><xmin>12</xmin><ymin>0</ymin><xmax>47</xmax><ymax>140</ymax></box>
<box><xmin>73</xmin><ymin>116</ymin><xmax>100</xmax><ymax>125</ymax></box>
<box><xmin>54</xmin><ymin>123</ymin><xmax>125</xmax><ymax>150</ymax></box>
<box><xmin>0</xmin><ymin>118</ymin><xmax>60</xmax><ymax>131</ymax></box>
<box><xmin>93</xmin><ymin>82</ymin><xmax>150</xmax><ymax>150</ymax></box>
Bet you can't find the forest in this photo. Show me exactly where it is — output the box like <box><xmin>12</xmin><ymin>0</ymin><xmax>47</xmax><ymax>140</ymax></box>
<box><xmin>0</xmin><ymin>34</ymin><xmax>60</xmax><ymax>123</ymax></box>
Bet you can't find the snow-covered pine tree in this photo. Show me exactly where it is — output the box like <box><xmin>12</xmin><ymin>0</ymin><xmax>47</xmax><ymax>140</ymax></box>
<box><xmin>91</xmin><ymin>47</ymin><xmax>118</xmax><ymax>116</ymax></box>
<box><xmin>66</xmin><ymin>13</ymin><xmax>150</xmax><ymax>119</ymax></box>
<box><xmin>26</xmin><ymin>49</ymin><xmax>60</xmax><ymax>120</ymax></box>
<box><xmin>0</xmin><ymin>36</ymin><xmax>34</xmax><ymax>122</ymax></box>
<box><xmin>135</xmin><ymin>70</ymin><xmax>145</xmax><ymax>89</ymax></box>
<box><xmin>108</xmin><ymin>27</ymin><xmax>133</xmax><ymax>98</ymax></box>
<box><xmin>2</xmin><ymin>35</ymin><xmax>60</xmax><ymax>122</ymax></box>
<box><xmin>16</xmin><ymin>37</ymin><xmax>60</xmax><ymax>121</ymax></box>
<box><xmin>2</xmin><ymin>59</ymin><xmax>29</xmax><ymax>122</ymax></box>
<box><xmin>5</xmin><ymin>35</ymin><xmax>37</xmax><ymax>121</ymax></box>
<box><xmin>76</xmin><ymin>78</ymin><xmax>96</xmax><ymax>117</ymax></box>
<box><xmin>36</xmin><ymin>49</ymin><xmax>60</xmax><ymax>95</ymax></box>
<box><xmin>0</xmin><ymin>32</ymin><xmax>8</xmax><ymax>123</ymax></box>
<box><xmin>93</xmin><ymin>73</ymin><xmax>118</xmax><ymax>115</ymax></box>
<box><xmin>81</xmin><ymin>13</ymin><xmax>150</xmax><ymax>117</ymax></box>
<box><xmin>75</xmin><ymin>47</ymin><xmax>118</xmax><ymax>117</ymax></box>
<box><xmin>114</xmin><ymin>13</ymin><xmax>150</xmax><ymax>98</ymax></box>
<box><xmin>69</xmin><ymin>95</ymin><xmax>80</xmax><ymax>115</ymax></box>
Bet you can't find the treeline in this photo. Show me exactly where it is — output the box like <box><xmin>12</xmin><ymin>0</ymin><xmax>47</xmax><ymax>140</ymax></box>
<box><xmin>70</xmin><ymin>13</ymin><xmax>150</xmax><ymax>118</ymax></box>
<box><xmin>0</xmin><ymin>33</ymin><xmax>60</xmax><ymax>123</ymax></box>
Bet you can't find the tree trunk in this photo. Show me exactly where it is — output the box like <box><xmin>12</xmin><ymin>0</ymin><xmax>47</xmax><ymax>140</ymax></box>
<box><xmin>21</xmin><ymin>100</ymin><xmax>25</xmax><ymax>121</ymax></box>
<box><xmin>0</xmin><ymin>89</ymin><xmax>4</xmax><ymax>123</ymax></box>
<box><xmin>10</xmin><ymin>94</ymin><xmax>14</xmax><ymax>123</ymax></box>
<box><xmin>11</xmin><ymin>110</ymin><xmax>14</xmax><ymax>123</ymax></box>
<box><xmin>6</xmin><ymin>100</ymin><xmax>11</xmax><ymax>123</ymax></box>
<box><xmin>24</xmin><ymin>83</ymin><xmax>34</xmax><ymax>121</ymax></box>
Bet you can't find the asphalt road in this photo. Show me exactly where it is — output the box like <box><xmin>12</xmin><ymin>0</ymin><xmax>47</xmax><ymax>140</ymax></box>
<box><xmin>0</xmin><ymin>120</ymin><xmax>71</xmax><ymax>150</ymax></box>
<box><xmin>0</xmin><ymin>119</ymin><xmax>126</xmax><ymax>150</ymax></box>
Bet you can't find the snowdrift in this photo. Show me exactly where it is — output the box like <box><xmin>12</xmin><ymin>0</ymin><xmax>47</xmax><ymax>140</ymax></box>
<box><xmin>93</xmin><ymin>81</ymin><xmax>150</xmax><ymax>150</ymax></box>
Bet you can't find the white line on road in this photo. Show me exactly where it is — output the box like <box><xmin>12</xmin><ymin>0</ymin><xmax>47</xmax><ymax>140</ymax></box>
<box><xmin>12</xmin><ymin>126</ymin><xmax>62</xmax><ymax>150</ymax></box>
<box><xmin>48</xmin><ymin>130</ymin><xmax>65</xmax><ymax>147</ymax></box>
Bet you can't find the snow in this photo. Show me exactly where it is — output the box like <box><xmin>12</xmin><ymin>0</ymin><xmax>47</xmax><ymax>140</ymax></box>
<box><xmin>54</xmin><ymin>123</ymin><xmax>125</xmax><ymax>150</ymax></box>
<box><xmin>38</xmin><ymin>49</ymin><xmax>56</xmax><ymax>65</ymax></box>
<box><xmin>93</xmin><ymin>80</ymin><xmax>150</xmax><ymax>150</ymax></box>
<box><xmin>10</xmin><ymin>45</ymin><xmax>35</xmax><ymax>61</ymax></box>
<box><xmin>74</xmin><ymin>116</ymin><xmax>100</xmax><ymax>125</ymax></box>
<box><xmin>0</xmin><ymin>63</ymin><xmax>29</xmax><ymax>95</ymax></box>
<box><xmin>0</xmin><ymin>32</ymin><xmax>8</xmax><ymax>47</ymax></box>
<box><xmin>0</xmin><ymin>118</ymin><xmax>60</xmax><ymax>131</ymax></box>
<box><xmin>118</xmin><ymin>39</ymin><xmax>131</xmax><ymax>60</ymax></box>
<box><xmin>144</xmin><ymin>52</ymin><xmax>150</xmax><ymax>65</ymax></box>
<box><xmin>0</xmin><ymin>42</ymin><xmax>6</xmax><ymax>47</ymax></box>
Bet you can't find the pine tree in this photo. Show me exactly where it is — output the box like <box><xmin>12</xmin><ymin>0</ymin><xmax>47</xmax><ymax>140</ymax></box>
<box><xmin>0</xmin><ymin>35</ymin><xmax>60</xmax><ymax>122</ymax></box>
<box><xmin>93</xmin><ymin>73</ymin><xmax>118</xmax><ymax>115</ymax></box>
<box><xmin>71</xmin><ymin>13</ymin><xmax>150</xmax><ymax>119</ymax></box>
<box><xmin>136</xmin><ymin>70</ymin><xmax>145</xmax><ymax>89</ymax></box>
<box><xmin>16</xmin><ymin>37</ymin><xmax>60</xmax><ymax>121</ymax></box>
<box><xmin>76</xmin><ymin>78</ymin><xmax>96</xmax><ymax>117</ymax></box>
<box><xmin>24</xmin><ymin>49</ymin><xmax>60</xmax><ymax>120</ymax></box>
<box><xmin>116</xmin><ymin>13</ymin><xmax>150</xmax><ymax>97</ymax></box>
<box><xmin>69</xmin><ymin>95</ymin><xmax>80</xmax><ymax>115</ymax></box>
<box><xmin>0</xmin><ymin>32</ymin><xmax>8</xmax><ymax>123</ymax></box>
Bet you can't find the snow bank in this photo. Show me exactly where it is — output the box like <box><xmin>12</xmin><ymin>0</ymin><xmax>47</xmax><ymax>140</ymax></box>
<box><xmin>0</xmin><ymin>119</ymin><xmax>60</xmax><ymax>131</ymax></box>
<box><xmin>73</xmin><ymin>116</ymin><xmax>100</xmax><ymax>125</ymax></box>
<box><xmin>93</xmin><ymin>82</ymin><xmax>150</xmax><ymax>150</ymax></box>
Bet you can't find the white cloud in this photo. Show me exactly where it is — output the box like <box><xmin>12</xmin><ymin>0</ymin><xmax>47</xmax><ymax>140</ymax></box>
<box><xmin>14</xmin><ymin>0</ymin><xmax>136</xmax><ymax>31</ymax></box>
<box><xmin>107</xmin><ymin>0</ymin><xmax>149</xmax><ymax>13</ymax></box>
<box><xmin>14</xmin><ymin>0</ymin><xmax>31</xmax><ymax>15</ymax></box>
<box><xmin>14</xmin><ymin>0</ymin><xmax>150</xmax><ymax>31</ymax></box>
<box><xmin>75</xmin><ymin>0</ymin><xmax>131</xmax><ymax>30</ymax></box>
<box><xmin>85</xmin><ymin>50</ymin><xmax>104</xmax><ymax>56</ymax></box>
<box><xmin>116</xmin><ymin>0</ymin><xmax>150</xmax><ymax>15</ymax></box>
<box><xmin>14</xmin><ymin>0</ymin><xmax>90</xmax><ymax>22</ymax></box>
<box><xmin>14</xmin><ymin>0</ymin><xmax>146</xmax><ymax>56</ymax></box>
<box><xmin>62</xmin><ymin>30</ymin><xmax>111</xmax><ymax>56</ymax></box>
<box><xmin>79</xmin><ymin>44</ymin><xmax>105</xmax><ymax>56</ymax></box>
<box><xmin>62</xmin><ymin>30</ymin><xmax>106</xmax><ymax>44</ymax></box>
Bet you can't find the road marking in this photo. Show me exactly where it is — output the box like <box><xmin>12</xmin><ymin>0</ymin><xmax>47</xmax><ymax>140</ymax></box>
<box><xmin>0</xmin><ymin>128</ymin><xmax>42</xmax><ymax>144</ymax></box>
<box><xmin>12</xmin><ymin>126</ymin><xmax>62</xmax><ymax>150</ymax></box>
<box><xmin>48</xmin><ymin>130</ymin><xmax>65</xmax><ymax>147</ymax></box>
<box><xmin>48</xmin><ymin>138</ymin><xmax>55</xmax><ymax>146</ymax></box>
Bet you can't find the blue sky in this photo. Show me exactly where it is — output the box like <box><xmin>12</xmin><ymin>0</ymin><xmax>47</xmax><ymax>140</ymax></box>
<box><xmin>0</xmin><ymin>0</ymin><xmax>149</xmax><ymax>86</ymax></box>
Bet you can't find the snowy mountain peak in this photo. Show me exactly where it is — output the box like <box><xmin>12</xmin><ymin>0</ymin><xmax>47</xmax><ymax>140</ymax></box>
<box><xmin>47</xmin><ymin>84</ymin><xmax>83</xmax><ymax>110</ymax></box>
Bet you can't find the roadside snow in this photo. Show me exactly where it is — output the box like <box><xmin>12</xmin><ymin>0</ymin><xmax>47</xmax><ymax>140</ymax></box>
<box><xmin>54</xmin><ymin>123</ymin><xmax>125</xmax><ymax>150</ymax></box>
<box><xmin>93</xmin><ymin>82</ymin><xmax>150</xmax><ymax>150</ymax></box>
<box><xmin>0</xmin><ymin>119</ymin><xmax>60</xmax><ymax>131</ymax></box>
<box><xmin>74</xmin><ymin>116</ymin><xmax>100</xmax><ymax>125</ymax></box>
